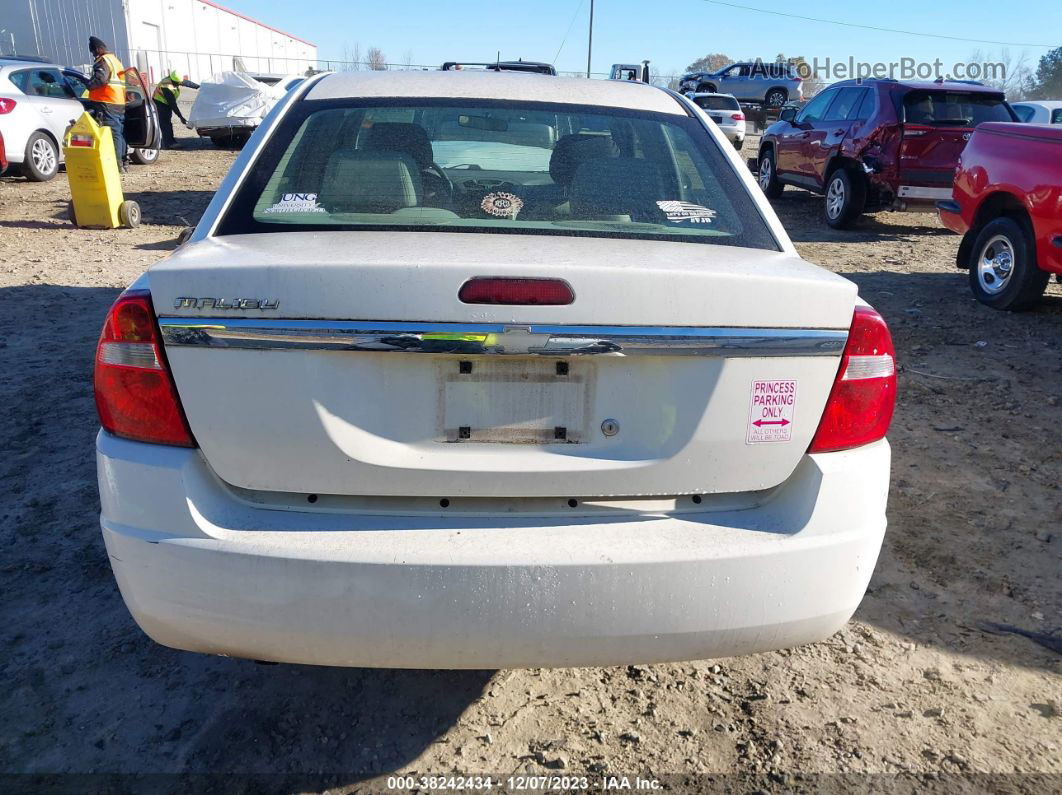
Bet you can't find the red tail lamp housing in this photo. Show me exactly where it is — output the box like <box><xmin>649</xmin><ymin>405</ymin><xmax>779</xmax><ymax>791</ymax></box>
<box><xmin>731</xmin><ymin>112</ymin><xmax>745</xmax><ymax>121</ymax></box>
<box><xmin>459</xmin><ymin>277</ymin><xmax>574</xmax><ymax>306</ymax></box>
<box><xmin>0</xmin><ymin>98</ymin><xmax>17</xmax><ymax>114</ymax></box>
<box><xmin>809</xmin><ymin>306</ymin><xmax>897</xmax><ymax>453</ymax></box>
<box><xmin>94</xmin><ymin>289</ymin><xmax>195</xmax><ymax>447</ymax></box>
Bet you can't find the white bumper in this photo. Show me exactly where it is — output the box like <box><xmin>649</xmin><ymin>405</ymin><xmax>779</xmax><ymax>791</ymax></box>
<box><xmin>98</xmin><ymin>432</ymin><xmax>889</xmax><ymax>668</ymax></box>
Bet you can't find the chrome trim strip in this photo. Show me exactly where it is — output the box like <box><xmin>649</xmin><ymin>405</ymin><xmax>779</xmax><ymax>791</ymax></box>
<box><xmin>158</xmin><ymin>318</ymin><xmax>847</xmax><ymax>357</ymax></box>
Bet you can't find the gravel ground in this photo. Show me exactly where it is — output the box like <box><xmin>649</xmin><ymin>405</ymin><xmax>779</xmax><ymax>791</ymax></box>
<box><xmin>1</xmin><ymin>122</ymin><xmax>1060</xmax><ymax>793</ymax></box>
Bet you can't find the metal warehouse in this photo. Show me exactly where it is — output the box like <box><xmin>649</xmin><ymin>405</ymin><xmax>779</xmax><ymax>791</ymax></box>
<box><xmin>1</xmin><ymin>0</ymin><xmax>317</xmax><ymax>83</ymax></box>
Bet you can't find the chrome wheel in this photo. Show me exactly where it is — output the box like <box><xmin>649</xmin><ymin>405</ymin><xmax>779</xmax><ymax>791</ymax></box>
<box><xmin>826</xmin><ymin>175</ymin><xmax>845</xmax><ymax>220</ymax></box>
<box><xmin>766</xmin><ymin>89</ymin><xmax>786</xmax><ymax>107</ymax></box>
<box><xmin>758</xmin><ymin>156</ymin><xmax>773</xmax><ymax>191</ymax></box>
<box><xmin>977</xmin><ymin>234</ymin><xmax>1015</xmax><ymax>295</ymax></box>
<box><xmin>31</xmin><ymin>137</ymin><xmax>57</xmax><ymax>175</ymax></box>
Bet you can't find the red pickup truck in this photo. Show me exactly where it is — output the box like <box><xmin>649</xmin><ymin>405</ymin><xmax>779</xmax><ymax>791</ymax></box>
<box><xmin>938</xmin><ymin>122</ymin><xmax>1062</xmax><ymax>310</ymax></box>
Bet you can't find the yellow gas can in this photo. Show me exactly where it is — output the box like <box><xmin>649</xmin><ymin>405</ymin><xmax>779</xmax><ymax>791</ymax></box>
<box><xmin>63</xmin><ymin>111</ymin><xmax>140</xmax><ymax>229</ymax></box>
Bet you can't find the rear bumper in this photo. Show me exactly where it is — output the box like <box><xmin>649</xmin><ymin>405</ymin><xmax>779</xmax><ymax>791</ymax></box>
<box><xmin>936</xmin><ymin>199</ymin><xmax>968</xmax><ymax>235</ymax></box>
<box><xmin>98</xmin><ymin>432</ymin><xmax>890</xmax><ymax>668</ymax></box>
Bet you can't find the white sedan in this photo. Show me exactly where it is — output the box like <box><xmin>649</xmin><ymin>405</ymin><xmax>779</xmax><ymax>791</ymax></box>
<box><xmin>95</xmin><ymin>70</ymin><xmax>895</xmax><ymax>669</ymax></box>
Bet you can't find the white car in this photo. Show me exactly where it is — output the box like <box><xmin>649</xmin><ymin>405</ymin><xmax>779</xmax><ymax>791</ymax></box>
<box><xmin>95</xmin><ymin>71</ymin><xmax>896</xmax><ymax>669</ymax></box>
<box><xmin>0</xmin><ymin>57</ymin><xmax>161</xmax><ymax>180</ymax></box>
<box><xmin>687</xmin><ymin>92</ymin><xmax>746</xmax><ymax>150</ymax></box>
<box><xmin>1011</xmin><ymin>100</ymin><xmax>1062</xmax><ymax>125</ymax></box>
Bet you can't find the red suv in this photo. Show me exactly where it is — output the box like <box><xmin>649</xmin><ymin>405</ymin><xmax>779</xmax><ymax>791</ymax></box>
<box><xmin>938</xmin><ymin>122</ymin><xmax>1062</xmax><ymax>310</ymax></box>
<box><xmin>756</xmin><ymin>79</ymin><xmax>1017</xmax><ymax>228</ymax></box>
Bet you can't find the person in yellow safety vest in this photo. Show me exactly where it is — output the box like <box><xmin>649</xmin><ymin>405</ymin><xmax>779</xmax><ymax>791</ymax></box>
<box><xmin>153</xmin><ymin>70</ymin><xmax>197</xmax><ymax>149</ymax></box>
<box><xmin>86</xmin><ymin>36</ymin><xmax>127</xmax><ymax>172</ymax></box>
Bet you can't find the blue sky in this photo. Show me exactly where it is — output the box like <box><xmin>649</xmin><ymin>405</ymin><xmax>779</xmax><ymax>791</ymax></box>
<box><xmin>224</xmin><ymin>0</ymin><xmax>1060</xmax><ymax>78</ymax></box>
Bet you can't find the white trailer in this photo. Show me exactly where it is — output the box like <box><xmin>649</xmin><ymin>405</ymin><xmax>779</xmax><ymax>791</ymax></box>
<box><xmin>1</xmin><ymin>0</ymin><xmax>316</xmax><ymax>84</ymax></box>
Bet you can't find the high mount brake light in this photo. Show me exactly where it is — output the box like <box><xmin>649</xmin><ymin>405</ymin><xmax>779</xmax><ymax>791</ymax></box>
<box><xmin>459</xmin><ymin>277</ymin><xmax>575</xmax><ymax>306</ymax></box>
<box><xmin>94</xmin><ymin>289</ymin><xmax>195</xmax><ymax>447</ymax></box>
<box><xmin>809</xmin><ymin>306</ymin><xmax>896</xmax><ymax>454</ymax></box>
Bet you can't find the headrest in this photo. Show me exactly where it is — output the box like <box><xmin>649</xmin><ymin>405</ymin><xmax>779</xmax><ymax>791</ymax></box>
<box><xmin>319</xmin><ymin>151</ymin><xmax>422</xmax><ymax>214</ymax></box>
<box><xmin>549</xmin><ymin>133</ymin><xmax>617</xmax><ymax>187</ymax></box>
<box><xmin>363</xmin><ymin>122</ymin><xmax>434</xmax><ymax>170</ymax></box>
<box><xmin>569</xmin><ymin>158</ymin><xmax>665</xmax><ymax>222</ymax></box>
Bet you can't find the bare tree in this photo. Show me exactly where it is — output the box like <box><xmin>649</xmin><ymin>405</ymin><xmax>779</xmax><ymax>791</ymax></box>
<box><xmin>402</xmin><ymin>49</ymin><xmax>414</xmax><ymax>71</ymax></box>
<box><xmin>340</xmin><ymin>42</ymin><xmax>361</xmax><ymax>72</ymax></box>
<box><xmin>969</xmin><ymin>49</ymin><xmax>1034</xmax><ymax>100</ymax></box>
<box><xmin>366</xmin><ymin>47</ymin><xmax>388</xmax><ymax>71</ymax></box>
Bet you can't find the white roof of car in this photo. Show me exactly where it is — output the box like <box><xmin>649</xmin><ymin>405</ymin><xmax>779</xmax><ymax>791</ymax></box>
<box><xmin>306</xmin><ymin>70</ymin><xmax>685</xmax><ymax>115</ymax></box>
<box><xmin>1013</xmin><ymin>100</ymin><xmax>1062</xmax><ymax>108</ymax></box>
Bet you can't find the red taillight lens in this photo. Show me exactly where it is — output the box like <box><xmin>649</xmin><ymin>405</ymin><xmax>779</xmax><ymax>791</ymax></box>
<box><xmin>730</xmin><ymin>112</ymin><xmax>745</xmax><ymax>121</ymax></box>
<box><xmin>0</xmin><ymin>97</ymin><xmax>17</xmax><ymax>114</ymax></box>
<box><xmin>459</xmin><ymin>277</ymin><xmax>575</xmax><ymax>305</ymax></box>
<box><xmin>809</xmin><ymin>306</ymin><xmax>896</xmax><ymax>453</ymax></box>
<box><xmin>94</xmin><ymin>289</ymin><xmax>195</xmax><ymax>447</ymax></box>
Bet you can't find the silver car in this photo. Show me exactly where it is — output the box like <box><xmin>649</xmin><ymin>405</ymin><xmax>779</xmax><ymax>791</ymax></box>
<box><xmin>680</xmin><ymin>62</ymin><xmax>803</xmax><ymax>108</ymax></box>
<box><xmin>0</xmin><ymin>56</ymin><xmax>161</xmax><ymax>181</ymax></box>
<box><xmin>688</xmin><ymin>92</ymin><xmax>746</xmax><ymax>150</ymax></box>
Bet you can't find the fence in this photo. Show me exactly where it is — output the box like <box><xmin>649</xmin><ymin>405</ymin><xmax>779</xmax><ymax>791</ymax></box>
<box><xmin>131</xmin><ymin>48</ymin><xmax>686</xmax><ymax>88</ymax></box>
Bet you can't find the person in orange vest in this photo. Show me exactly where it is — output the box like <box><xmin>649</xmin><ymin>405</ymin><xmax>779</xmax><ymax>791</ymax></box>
<box><xmin>86</xmin><ymin>36</ymin><xmax>127</xmax><ymax>172</ymax></box>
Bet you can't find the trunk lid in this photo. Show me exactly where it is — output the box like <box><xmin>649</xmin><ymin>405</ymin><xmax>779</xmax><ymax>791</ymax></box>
<box><xmin>151</xmin><ymin>232</ymin><xmax>856</xmax><ymax>498</ymax></box>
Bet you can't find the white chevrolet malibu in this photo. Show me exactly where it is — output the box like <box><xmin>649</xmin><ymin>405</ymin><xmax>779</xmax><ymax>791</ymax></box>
<box><xmin>95</xmin><ymin>71</ymin><xmax>895</xmax><ymax>669</ymax></box>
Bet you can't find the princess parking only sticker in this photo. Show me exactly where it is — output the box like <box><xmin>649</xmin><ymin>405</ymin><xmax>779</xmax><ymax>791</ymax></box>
<box><xmin>747</xmin><ymin>380</ymin><xmax>796</xmax><ymax>444</ymax></box>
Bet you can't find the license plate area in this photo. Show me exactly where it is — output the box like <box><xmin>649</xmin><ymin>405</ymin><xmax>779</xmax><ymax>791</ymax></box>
<box><xmin>438</xmin><ymin>358</ymin><xmax>592</xmax><ymax>444</ymax></box>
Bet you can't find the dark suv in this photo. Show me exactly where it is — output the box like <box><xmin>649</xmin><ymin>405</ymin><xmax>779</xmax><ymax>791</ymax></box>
<box><xmin>756</xmin><ymin>78</ymin><xmax>1018</xmax><ymax>228</ymax></box>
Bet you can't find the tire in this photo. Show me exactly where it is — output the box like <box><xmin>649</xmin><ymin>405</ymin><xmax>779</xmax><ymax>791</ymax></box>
<box><xmin>824</xmin><ymin>168</ymin><xmax>866</xmax><ymax>229</ymax></box>
<box><xmin>130</xmin><ymin>146</ymin><xmax>160</xmax><ymax>165</ymax></box>
<box><xmin>765</xmin><ymin>88</ymin><xmax>788</xmax><ymax>108</ymax></box>
<box><xmin>732</xmin><ymin>137</ymin><xmax>744</xmax><ymax>152</ymax></box>
<box><xmin>967</xmin><ymin>217</ymin><xmax>1049</xmax><ymax>311</ymax></box>
<box><xmin>757</xmin><ymin>148</ymin><xmax>783</xmax><ymax>198</ymax></box>
<box><xmin>21</xmin><ymin>131</ymin><xmax>58</xmax><ymax>182</ymax></box>
<box><xmin>118</xmin><ymin>200</ymin><xmax>141</xmax><ymax>229</ymax></box>
<box><xmin>697</xmin><ymin>82</ymin><xmax>717</xmax><ymax>94</ymax></box>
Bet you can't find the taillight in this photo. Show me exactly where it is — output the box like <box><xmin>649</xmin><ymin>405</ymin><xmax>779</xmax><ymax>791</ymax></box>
<box><xmin>809</xmin><ymin>306</ymin><xmax>896</xmax><ymax>453</ymax></box>
<box><xmin>0</xmin><ymin>97</ymin><xmax>16</xmax><ymax>114</ymax></box>
<box><xmin>94</xmin><ymin>289</ymin><xmax>195</xmax><ymax>447</ymax></box>
<box><xmin>459</xmin><ymin>277</ymin><xmax>574</xmax><ymax>305</ymax></box>
<box><xmin>730</xmin><ymin>112</ymin><xmax>745</xmax><ymax>121</ymax></box>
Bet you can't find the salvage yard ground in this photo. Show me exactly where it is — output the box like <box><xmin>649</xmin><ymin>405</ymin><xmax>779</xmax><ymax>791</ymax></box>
<box><xmin>1</xmin><ymin>120</ymin><xmax>1059</xmax><ymax>791</ymax></box>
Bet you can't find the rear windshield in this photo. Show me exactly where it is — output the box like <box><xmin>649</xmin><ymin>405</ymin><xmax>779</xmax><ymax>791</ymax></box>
<box><xmin>693</xmin><ymin>95</ymin><xmax>740</xmax><ymax>111</ymax></box>
<box><xmin>217</xmin><ymin>98</ymin><xmax>778</xmax><ymax>250</ymax></box>
<box><xmin>901</xmin><ymin>90</ymin><xmax>1013</xmax><ymax>127</ymax></box>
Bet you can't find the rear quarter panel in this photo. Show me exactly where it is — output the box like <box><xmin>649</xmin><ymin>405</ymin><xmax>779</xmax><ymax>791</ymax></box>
<box><xmin>955</xmin><ymin>127</ymin><xmax>1062</xmax><ymax>274</ymax></box>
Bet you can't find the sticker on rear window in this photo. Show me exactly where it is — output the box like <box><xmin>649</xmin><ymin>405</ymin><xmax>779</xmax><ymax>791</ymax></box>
<box><xmin>747</xmin><ymin>379</ymin><xmax>796</xmax><ymax>444</ymax></box>
<box><xmin>481</xmin><ymin>191</ymin><xmax>524</xmax><ymax>219</ymax></box>
<box><xmin>263</xmin><ymin>193</ymin><xmax>326</xmax><ymax>214</ymax></box>
<box><xmin>657</xmin><ymin>200</ymin><xmax>717</xmax><ymax>224</ymax></box>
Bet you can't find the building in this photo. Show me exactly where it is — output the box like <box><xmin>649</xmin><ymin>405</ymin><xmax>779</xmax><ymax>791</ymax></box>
<box><xmin>1</xmin><ymin>0</ymin><xmax>317</xmax><ymax>83</ymax></box>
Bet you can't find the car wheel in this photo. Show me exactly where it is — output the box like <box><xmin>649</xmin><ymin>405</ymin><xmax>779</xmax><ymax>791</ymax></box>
<box><xmin>697</xmin><ymin>82</ymin><xmax>717</xmax><ymax>94</ymax></box>
<box><xmin>22</xmin><ymin>132</ymin><xmax>59</xmax><ymax>182</ymax></box>
<box><xmin>130</xmin><ymin>146</ymin><xmax>160</xmax><ymax>165</ymax></box>
<box><xmin>732</xmin><ymin>138</ymin><xmax>744</xmax><ymax>152</ymax></box>
<box><xmin>765</xmin><ymin>89</ymin><xmax>787</xmax><ymax>108</ymax></box>
<box><xmin>824</xmin><ymin>168</ymin><xmax>865</xmax><ymax>229</ymax></box>
<box><xmin>968</xmin><ymin>217</ymin><xmax>1049</xmax><ymax>311</ymax></box>
<box><xmin>757</xmin><ymin>148</ymin><xmax>783</xmax><ymax>198</ymax></box>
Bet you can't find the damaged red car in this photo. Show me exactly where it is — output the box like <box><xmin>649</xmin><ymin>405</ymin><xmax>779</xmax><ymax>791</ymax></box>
<box><xmin>756</xmin><ymin>78</ymin><xmax>1018</xmax><ymax>229</ymax></box>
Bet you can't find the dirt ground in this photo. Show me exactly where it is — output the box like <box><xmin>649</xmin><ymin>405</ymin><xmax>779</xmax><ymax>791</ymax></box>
<box><xmin>1</xmin><ymin>120</ymin><xmax>1059</xmax><ymax>794</ymax></box>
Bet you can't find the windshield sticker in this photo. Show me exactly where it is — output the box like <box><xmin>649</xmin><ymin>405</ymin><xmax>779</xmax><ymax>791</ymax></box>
<box><xmin>480</xmin><ymin>192</ymin><xmax>524</xmax><ymax>219</ymax></box>
<box><xmin>657</xmin><ymin>200</ymin><xmax>717</xmax><ymax>224</ymax></box>
<box><xmin>263</xmin><ymin>193</ymin><xmax>327</xmax><ymax>214</ymax></box>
